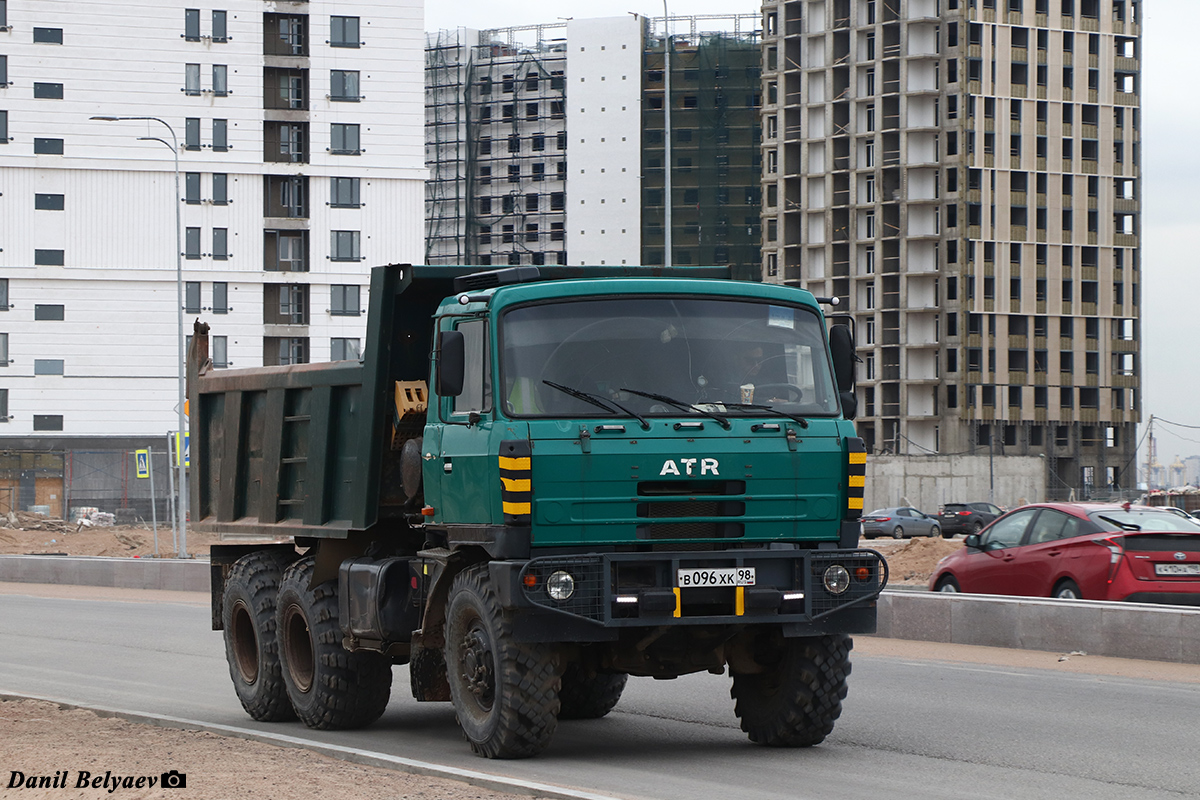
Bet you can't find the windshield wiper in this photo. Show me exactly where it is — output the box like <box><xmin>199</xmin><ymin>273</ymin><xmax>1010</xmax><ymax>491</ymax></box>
<box><xmin>1097</xmin><ymin>514</ymin><xmax>1141</xmax><ymax>532</ymax></box>
<box><xmin>619</xmin><ymin>387</ymin><xmax>731</xmax><ymax>430</ymax></box>
<box><xmin>722</xmin><ymin>402</ymin><xmax>809</xmax><ymax>429</ymax></box>
<box><xmin>543</xmin><ymin>381</ymin><xmax>650</xmax><ymax>430</ymax></box>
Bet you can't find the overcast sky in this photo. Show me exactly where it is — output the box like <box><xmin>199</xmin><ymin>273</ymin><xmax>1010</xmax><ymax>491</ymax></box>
<box><xmin>426</xmin><ymin>0</ymin><xmax>1200</xmax><ymax>480</ymax></box>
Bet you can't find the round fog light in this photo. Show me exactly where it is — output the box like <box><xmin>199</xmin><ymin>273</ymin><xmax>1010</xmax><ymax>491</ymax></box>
<box><xmin>546</xmin><ymin>570</ymin><xmax>576</xmax><ymax>601</ymax></box>
<box><xmin>823</xmin><ymin>565</ymin><xmax>851</xmax><ymax>595</ymax></box>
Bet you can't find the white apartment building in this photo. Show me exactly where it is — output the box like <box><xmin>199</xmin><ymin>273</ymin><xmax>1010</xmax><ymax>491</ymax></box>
<box><xmin>761</xmin><ymin>0</ymin><xmax>1141</xmax><ymax>497</ymax></box>
<box><xmin>0</xmin><ymin>0</ymin><xmax>425</xmax><ymax>453</ymax></box>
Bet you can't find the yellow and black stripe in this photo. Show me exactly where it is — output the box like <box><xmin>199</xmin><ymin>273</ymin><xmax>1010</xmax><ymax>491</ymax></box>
<box><xmin>499</xmin><ymin>439</ymin><xmax>532</xmax><ymax>525</ymax></box>
<box><xmin>845</xmin><ymin>437</ymin><xmax>866</xmax><ymax>519</ymax></box>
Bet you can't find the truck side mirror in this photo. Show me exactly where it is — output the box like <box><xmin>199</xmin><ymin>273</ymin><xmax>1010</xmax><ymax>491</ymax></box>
<box><xmin>437</xmin><ymin>330</ymin><xmax>465</xmax><ymax>397</ymax></box>
<box><xmin>829</xmin><ymin>325</ymin><xmax>856</xmax><ymax>393</ymax></box>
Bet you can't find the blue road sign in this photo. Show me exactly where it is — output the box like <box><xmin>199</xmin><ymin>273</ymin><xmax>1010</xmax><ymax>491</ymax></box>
<box><xmin>135</xmin><ymin>449</ymin><xmax>150</xmax><ymax>479</ymax></box>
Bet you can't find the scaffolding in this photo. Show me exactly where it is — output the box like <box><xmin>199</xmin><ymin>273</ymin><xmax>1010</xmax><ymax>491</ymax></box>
<box><xmin>424</xmin><ymin>16</ymin><xmax>761</xmax><ymax>273</ymax></box>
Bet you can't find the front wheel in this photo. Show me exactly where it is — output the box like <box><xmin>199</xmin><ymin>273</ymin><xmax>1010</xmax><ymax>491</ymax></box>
<box><xmin>276</xmin><ymin>557</ymin><xmax>393</xmax><ymax>730</ymax></box>
<box><xmin>731</xmin><ymin>633</ymin><xmax>852</xmax><ymax>747</ymax></box>
<box><xmin>935</xmin><ymin>575</ymin><xmax>960</xmax><ymax>592</ymax></box>
<box><xmin>445</xmin><ymin>565</ymin><xmax>561</xmax><ymax>758</ymax></box>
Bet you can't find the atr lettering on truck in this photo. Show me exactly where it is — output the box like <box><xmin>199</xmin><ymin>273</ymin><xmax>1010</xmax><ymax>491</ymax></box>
<box><xmin>659</xmin><ymin>457</ymin><xmax>720</xmax><ymax>477</ymax></box>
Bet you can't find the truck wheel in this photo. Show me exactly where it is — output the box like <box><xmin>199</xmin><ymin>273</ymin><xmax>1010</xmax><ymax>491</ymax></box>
<box><xmin>444</xmin><ymin>565</ymin><xmax>561</xmax><ymax>758</ymax></box>
<box><xmin>558</xmin><ymin>664</ymin><xmax>628</xmax><ymax>720</ymax></box>
<box><xmin>276</xmin><ymin>557</ymin><xmax>393</xmax><ymax>730</ymax></box>
<box><xmin>222</xmin><ymin>550</ymin><xmax>296</xmax><ymax>722</ymax></box>
<box><xmin>731</xmin><ymin>633</ymin><xmax>852</xmax><ymax>747</ymax></box>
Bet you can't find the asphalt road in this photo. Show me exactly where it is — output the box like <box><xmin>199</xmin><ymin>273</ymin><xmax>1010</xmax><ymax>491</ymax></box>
<box><xmin>1</xmin><ymin>587</ymin><xmax>1198</xmax><ymax>800</ymax></box>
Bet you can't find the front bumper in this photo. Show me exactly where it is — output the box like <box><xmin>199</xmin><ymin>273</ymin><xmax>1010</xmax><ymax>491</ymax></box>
<box><xmin>494</xmin><ymin>547</ymin><xmax>886</xmax><ymax>641</ymax></box>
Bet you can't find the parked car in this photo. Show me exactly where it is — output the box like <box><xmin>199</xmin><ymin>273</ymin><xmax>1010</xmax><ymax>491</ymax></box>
<box><xmin>861</xmin><ymin>507</ymin><xmax>941</xmax><ymax>539</ymax></box>
<box><xmin>938</xmin><ymin>502</ymin><xmax>1005</xmax><ymax>537</ymax></box>
<box><xmin>929</xmin><ymin>503</ymin><xmax>1200</xmax><ymax>605</ymax></box>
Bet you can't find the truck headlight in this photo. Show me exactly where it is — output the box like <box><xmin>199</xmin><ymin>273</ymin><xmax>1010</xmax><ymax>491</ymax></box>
<box><xmin>823</xmin><ymin>565</ymin><xmax>850</xmax><ymax>595</ymax></box>
<box><xmin>546</xmin><ymin>570</ymin><xmax>576</xmax><ymax>601</ymax></box>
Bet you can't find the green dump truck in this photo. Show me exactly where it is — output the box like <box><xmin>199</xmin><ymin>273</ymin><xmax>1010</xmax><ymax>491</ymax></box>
<box><xmin>197</xmin><ymin>264</ymin><xmax>885</xmax><ymax>758</ymax></box>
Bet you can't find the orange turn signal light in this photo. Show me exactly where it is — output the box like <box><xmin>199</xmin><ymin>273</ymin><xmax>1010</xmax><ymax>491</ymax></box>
<box><xmin>421</xmin><ymin>506</ymin><xmax>435</xmax><ymax>517</ymax></box>
<box><xmin>522</xmin><ymin>574</ymin><xmax>538</xmax><ymax>588</ymax></box>
<box><xmin>855</xmin><ymin>567</ymin><xmax>871</xmax><ymax>582</ymax></box>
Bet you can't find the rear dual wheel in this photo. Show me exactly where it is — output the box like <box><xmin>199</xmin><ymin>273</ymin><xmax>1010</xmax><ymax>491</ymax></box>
<box><xmin>276</xmin><ymin>557</ymin><xmax>393</xmax><ymax>730</ymax></box>
<box><xmin>222</xmin><ymin>550</ymin><xmax>297</xmax><ymax>722</ymax></box>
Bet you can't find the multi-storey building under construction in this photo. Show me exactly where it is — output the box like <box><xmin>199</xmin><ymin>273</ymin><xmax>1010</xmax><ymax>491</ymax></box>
<box><xmin>425</xmin><ymin>15</ymin><xmax>761</xmax><ymax>278</ymax></box>
<box><xmin>761</xmin><ymin>0</ymin><xmax>1141</xmax><ymax>496</ymax></box>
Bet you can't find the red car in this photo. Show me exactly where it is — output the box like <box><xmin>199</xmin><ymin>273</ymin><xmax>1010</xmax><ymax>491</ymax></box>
<box><xmin>929</xmin><ymin>503</ymin><xmax>1200</xmax><ymax>605</ymax></box>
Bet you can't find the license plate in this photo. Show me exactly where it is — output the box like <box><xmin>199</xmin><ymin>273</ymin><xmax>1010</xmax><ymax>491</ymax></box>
<box><xmin>1155</xmin><ymin>563</ymin><xmax>1200</xmax><ymax>576</ymax></box>
<box><xmin>677</xmin><ymin>567</ymin><xmax>756</xmax><ymax>588</ymax></box>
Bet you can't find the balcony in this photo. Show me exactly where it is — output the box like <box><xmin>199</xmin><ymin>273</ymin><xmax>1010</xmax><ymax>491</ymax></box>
<box><xmin>1112</xmin><ymin>339</ymin><xmax>1138</xmax><ymax>352</ymax></box>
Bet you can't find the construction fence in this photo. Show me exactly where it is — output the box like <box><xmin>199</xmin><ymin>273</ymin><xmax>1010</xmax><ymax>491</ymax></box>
<box><xmin>0</xmin><ymin>449</ymin><xmax>181</xmax><ymax>523</ymax></box>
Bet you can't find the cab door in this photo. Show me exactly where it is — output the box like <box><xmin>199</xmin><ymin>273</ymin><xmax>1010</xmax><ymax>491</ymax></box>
<box><xmin>426</xmin><ymin>316</ymin><xmax>498</xmax><ymax>525</ymax></box>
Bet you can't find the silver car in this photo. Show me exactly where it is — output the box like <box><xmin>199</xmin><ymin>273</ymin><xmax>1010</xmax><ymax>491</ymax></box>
<box><xmin>861</xmin><ymin>507</ymin><xmax>941</xmax><ymax>539</ymax></box>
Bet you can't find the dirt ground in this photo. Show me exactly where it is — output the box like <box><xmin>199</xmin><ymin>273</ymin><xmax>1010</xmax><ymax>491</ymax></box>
<box><xmin>0</xmin><ymin>511</ymin><xmax>962</xmax><ymax>587</ymax></box>
<box><xmin>0</xmin><ymin>698</ymin><xmax>539</xmax><ymax>800</ymax></box>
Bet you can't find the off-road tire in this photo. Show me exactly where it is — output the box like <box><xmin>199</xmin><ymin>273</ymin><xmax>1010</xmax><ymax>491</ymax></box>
<box><xmin>731</xmin><ymin>633</ymin><xmax>852</xmax><ymax>747</ymax></box>
<box><xmin>276</xmin><ymin>557</ymin><xmax>392</xmax><ymax>730</ymax></box>
<box><xmin>444</xmin><ymin>565</ymin><xmax>561</xmax><ymax>758</ymax></box>
<box><xmin>222</xmin><ymin>550</ymin><xmax>296</xmax><ymax>722</ymax></box>
<box><xmin>558</xmin><ymin>664</ymin><xmax>628</xmax><ymax>720</ymax></box>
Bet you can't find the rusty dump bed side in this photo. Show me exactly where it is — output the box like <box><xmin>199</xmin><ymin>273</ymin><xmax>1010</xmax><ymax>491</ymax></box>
<box><xmin>187</xmin><ymin>263</ymin><xmax>469</xmax><ymax>540</ymax></box>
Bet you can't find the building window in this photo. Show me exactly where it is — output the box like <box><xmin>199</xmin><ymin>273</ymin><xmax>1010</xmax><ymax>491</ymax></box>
<box><xmin>265</xmin><ymin>121</ymin><xmax>307</xmax><ymax>162</ymax></box>
<box><xmin>185</xmin><ymin>281</ymin><xmax>202</xmax><ymax>313</ymax></box>
<box><xmin>213</xmin><ymin>228</ymin><xmax>229</xmax><ymax>260</ymax></box>
<box><xmin>212</xmin><ymin>10</ymin><xmax>228</xmax><ymax>42</ymax></box>
<box><xmin>331</xmin><ymin>70</ymin><xmax>360</xmax><ymax>101</ymax></box>
<box><xmin>33</xmin><ymin>28</ymin><xmax>64</xmax><ymax>44</ymax></box>
<box><xmin>184</xmin><ymin>228</ymin><xmax>202</xmax><ymax>259</ymax></box>
<box><xmin>34</xmin><ymin>249</ymin><xmax>64</xmax><ymax>266</ymax></box>
<box><xmin>0</xmin><ymin>389</ymin><xmax>6</xmax><ymax>421</ymax></box>
<box><xmin>0</xmin><ymin>279</ymin><xmax>7</xmax><ymax>310</ymax></box>
<box><xmin>185</xmin><ymin>173</ymin><xmax>201</xmax><ymax>204</ymax></box>
<box><xmin>525</xmin><ymin>194</ymin><xmax>538</xmax><ymax>212</ymax></box>
<box><xmin>331</xmin><ymin>230</ymin><xmax>361</xmax><ymax>261</ymax></box>
<box><xmin>331</xmin><ymin>338</ymin><xmax>360</xmax><ymax>361</ymax></box>
<box><xmin>330</xmin><ymin>177</ymin><xmax>360</xmax><ymax>207</ymax></box>
<box><xmin>212</xmin><ymin>173</ymin><xmax>228</xmax><ymax>204</ymax></box>
<box><xmin>213</xmin><ymin>65</ymin><xmax>228</xmax><ymax>96</ymax></box>
<box><xmin>331</xmin><ymin>123</ymin><xmax>360</xmax><ymax>154</ymax></box>
<box><xmin>185</xmin><ymin>8</ymin><xmax>201</xmax><ymax>41</ymax></box>
<box><xmin>266</xmin><ymin>13</ymin><xmax>307</xmax><ymax>55</ymax></box>
<box><xmin>34</xmin><ymin>359</ymin><xmax>64</xmax><ymax>375</ymax></box>
<box><xmin>213</xmin><ymin>119</ymin><xmax>228</xmax><ymax>151</ymax></box>
<box><xmin>265</xmin><ymin>337</ymin><xmax>309</xmax><ymax>366</ymax></box>
<box><xmin>0</xmin><ymin>111</ymin><xmax>6</xmax><ymax>142</ymax></box>
<box><xmin>34</xmin><ymin>138</ymin><xmax>64</xmax><ymax>155</ymax></box>
<box><xmin>330</xmin><ymin>16</ymin><xmax>360</xmax><ymax>47</ymax></box>
<box><xmin>35</xmin><ymin>193</ymin><xmax>65</xmax><ymax>210</ymax></box>
<box><xmin>331</xmin><ymin>284</ymin><xmax>361</xmax><ymax>316</ymax></box>
<box><xmin>185</xmin><ymin>63</ymin><xmax>201</xmax><ymax>95</ymax></box>
<box><xmin>33</xmin><ymin>414</ymin><xmax>64</xmax><ymax>431</ymax></box>
<box><xmin>213</xmin><ymin>282</ymin><xmax>229</xmax><ymax>314</ymax></box>
<box><xmin>185</xmin><ymin>118</ymin><xmax>201</xmax><ymax>150</ymax></box>
<box><xmin>551</xmin><ymin>192</ymin><xmax>565</xmax><ymax>211</ymax></box>
<box><xmin>265</xmin><ymin>230</ymin><xmax>308</xmax><ymax>272</ymax></box>
<box><xmin>34</xmin><ymin>304</ymin><xmax>64</xmax><ymax>321</ymax></box>
<box><xmin>33</xmin><ymin>82</ymin><xmax>64</xmax><ymax>99</ymax></box>
<box><xmin>212</xmin><ymin>335</ymin><xmax>228</xmax><ymax>368</ymax></box>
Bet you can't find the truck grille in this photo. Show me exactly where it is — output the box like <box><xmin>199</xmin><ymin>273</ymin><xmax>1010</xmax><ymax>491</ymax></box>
<box><xmin>635</xmin><ymin>481</ymin><xmax>745</xmax><ymax>541</ymax></box>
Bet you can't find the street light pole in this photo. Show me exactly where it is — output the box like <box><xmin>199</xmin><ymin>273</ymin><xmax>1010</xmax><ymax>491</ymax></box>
<box><xmin>661</xmin><ymin>3</ymin><xmax>672</xmax><ymax>268</ymax></box>
<box><xmin>91</xmin><ymin>115</ymin><xmax>188</xmax><ymax>558</ymax></box>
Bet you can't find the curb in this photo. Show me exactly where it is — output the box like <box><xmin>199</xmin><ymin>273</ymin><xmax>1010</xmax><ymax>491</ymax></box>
<box><xmin>0</xmin><ymin>691</ymin><xmax>621</xmax><ymax>800</ymax></box>
<box><xmin>0</xmin><ymin>554</ymin><xmax>209</xmax><ymax>593</ymax></box>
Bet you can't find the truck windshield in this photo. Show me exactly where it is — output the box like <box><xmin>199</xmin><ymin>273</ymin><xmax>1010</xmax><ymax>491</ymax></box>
<box><xmin>499</xmin><ymin>296</ymin><xmax>841</xmax><ymax>418</ymax></box>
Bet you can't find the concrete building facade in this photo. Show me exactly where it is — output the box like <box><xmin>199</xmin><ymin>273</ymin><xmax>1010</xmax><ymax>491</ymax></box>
<box><xmin>424</xmin><ymin>15</ymin><xmax>762</xmax><ymax>276</ymax></box>
<box><xmin>760</xmin><ymin>0</ymin><xmax>1141</xmax><ymax>498</ymax></box>
<box><xmin>0</xmin><ymin>0</ymin><xmax>425</xmax><ymax>456</ymax></box>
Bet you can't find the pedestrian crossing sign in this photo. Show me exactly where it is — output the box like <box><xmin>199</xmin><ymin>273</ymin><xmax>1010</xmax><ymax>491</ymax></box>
<box><xmin>135</xmin><ymin>449</ymin><xmax>150</xmax><ymax>479</ymax></box>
